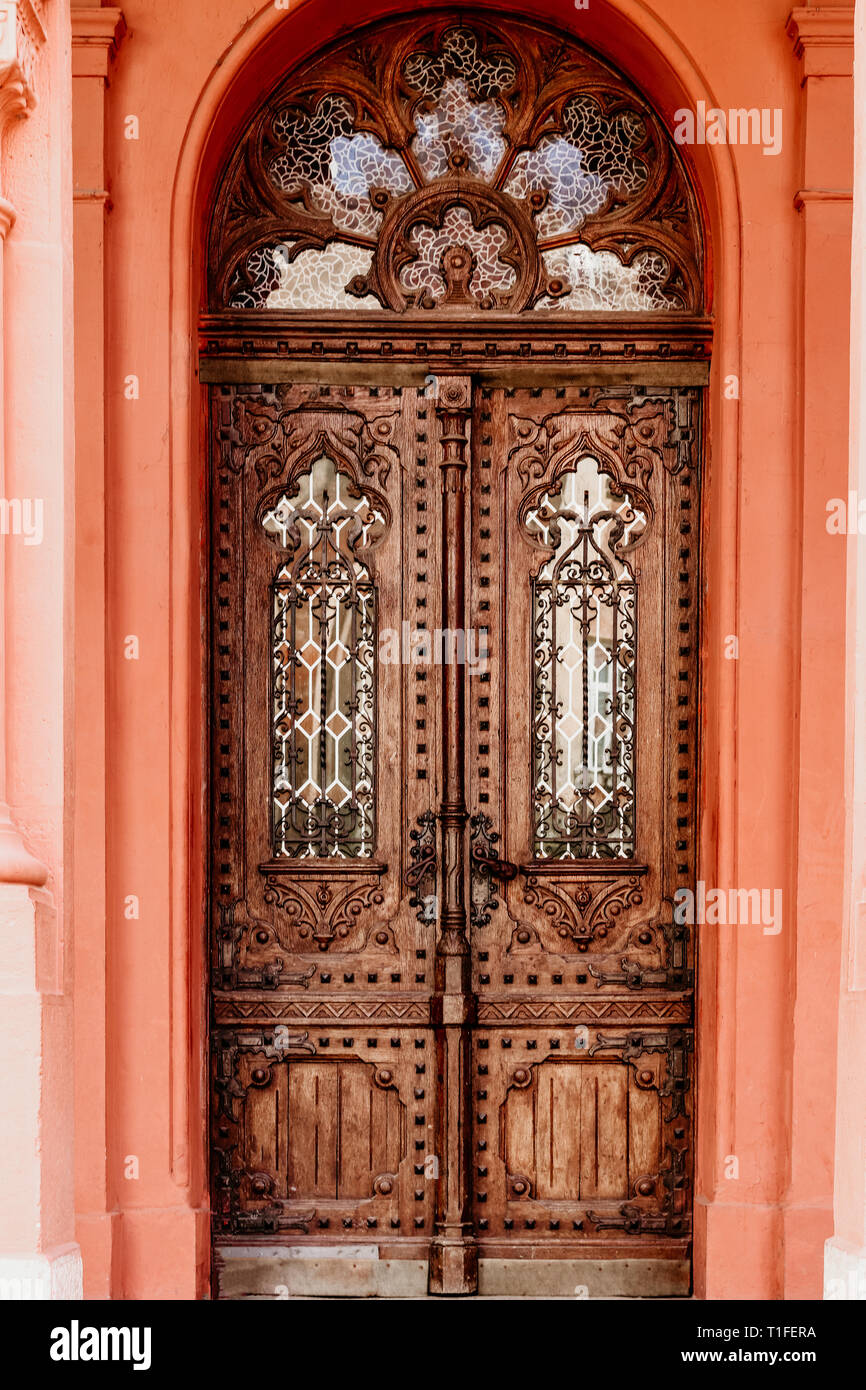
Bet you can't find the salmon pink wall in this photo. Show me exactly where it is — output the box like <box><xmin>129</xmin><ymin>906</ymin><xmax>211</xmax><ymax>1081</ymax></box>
<box><xmin>0</xmin><ymin>0</ymin><xmax>80</xmax><ymax>1300</ymax></box>
<box><xmin>63</xmin><ymin>0</ymin><xmax>854</xmax><ymax>1300</ymax></box>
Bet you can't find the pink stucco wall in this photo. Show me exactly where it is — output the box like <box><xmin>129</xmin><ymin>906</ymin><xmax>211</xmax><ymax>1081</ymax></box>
<box><xmin>0</xmin><ymin>0</ymin><xmax>79</xmax><ymax>1297</ymax></box>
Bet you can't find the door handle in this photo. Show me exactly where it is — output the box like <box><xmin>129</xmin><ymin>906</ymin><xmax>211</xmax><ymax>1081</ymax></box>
<box><xmin>469</xmin><ymin>812</ymin><xmax>517</xmax><ymax>877</ymax></box>
<box><xmin>469</xmin><ymin>813</ymin><xmax>515</xmax><ymax>929</ymax></box>
<box><xmin>471</xmin><ymin>847</ymin><xmax>518</xmax><ymax>881</ymax></box>
<box><xmin>405</xmin><ymin>845</ymin><xmax>436</xmax><ymax>888</ymax></box>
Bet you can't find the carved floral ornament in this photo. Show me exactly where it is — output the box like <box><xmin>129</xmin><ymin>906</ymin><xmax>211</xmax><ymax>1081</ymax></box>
<box><xmin>0</xmin><ymin>1</ymin><xmax>47</xmax><ymax>134</ymax></box>
<box><xmin>208</xmin><ymin>14</ymin><xmax>703</xmax><ymax>314</ymax></box>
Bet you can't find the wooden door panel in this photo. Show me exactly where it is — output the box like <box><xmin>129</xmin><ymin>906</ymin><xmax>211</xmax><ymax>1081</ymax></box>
<box><xmin>468</xmin><ymin>386</ymin><xmax>698</xmax><ymax>987</ymax></box>
<box><xmin>472</xmin><ymin>1027</ymin><xmax>692</xmax><ymax>1240</ymax></box>
<box><xmin>285</xmin><ymin>1061</ymin><xmax>404</xmax><ymax>1200</ymax></box>
<box><xmin>468</xmin><ymin>385</ymin><xmax>699</xmax><ymax>1259</ymax></box>
<box><xmin>213</xmin><ymin>1027</ymin><xmax>434</xmax><ymax>1237</ymax></box>
<box><xmin>210</xmin><ymin>382</ymin><xmax>444</xmax><ymax>1246</ymax></box>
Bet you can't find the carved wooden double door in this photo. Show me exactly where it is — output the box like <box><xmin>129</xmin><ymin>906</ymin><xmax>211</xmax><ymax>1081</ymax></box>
<box><xmin>210</xmin><ymin>375</ymin><xmax>699</xmax><ymax>1297</ymax></box>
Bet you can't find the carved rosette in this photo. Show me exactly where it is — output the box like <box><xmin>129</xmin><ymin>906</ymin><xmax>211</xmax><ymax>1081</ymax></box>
<box><xmin>347</xmin><ymin>180</ymin><xmax>553</xmax><ymax>311</ymax></box>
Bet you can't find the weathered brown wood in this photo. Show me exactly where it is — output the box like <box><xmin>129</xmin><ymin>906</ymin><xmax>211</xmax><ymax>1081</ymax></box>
<box><xmin>200</xmin><ymin>356</ymin><xmax>711</xmax><ymax>387</ymax></box>
<box><xmin>429</xmin><ymin>376</ymin><xmax>478</xmax><ymax>1295</ymax></box>
<box><xmin>210</xmin><ymin>384</ymin><xmax>445</xmax><ymax>1247</ymax></box>
<box><xmin>467</xmin><ymin>385</ymin><xmax>698</xmax><ymax>1253</ymax></box>
<box><xmin>207</xmin><ymin>376</ymin><xmax>700</xmax><ymax>1288</ymax></box>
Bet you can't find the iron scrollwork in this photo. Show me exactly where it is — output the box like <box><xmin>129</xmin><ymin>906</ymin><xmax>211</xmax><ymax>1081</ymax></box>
<box><xmin>406</xmin><ymin>810</ymin><xmax>438</xmax><ymax>923</ymax></box>
<box><xmin>216</xmin><ymin>898</ymin><xmax>317</xmax><ymax>990</ymax></box>
<box><xmin>469</xmin><ymin>812</ymin><xmax>517</xmax><ymax>928</ymax></box>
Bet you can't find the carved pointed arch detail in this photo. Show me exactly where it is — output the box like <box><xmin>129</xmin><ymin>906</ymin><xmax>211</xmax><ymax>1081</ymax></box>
<box><xmin>208</xmin><ymin>12</ymin><xmax>703</xmax><ymax>314</ymax></box>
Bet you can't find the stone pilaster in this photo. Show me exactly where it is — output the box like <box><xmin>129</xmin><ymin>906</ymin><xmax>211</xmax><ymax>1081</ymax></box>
<box><xmin>786</xmin><ymin>4</ymin><xmax>855</xmax><ymax>1299</ymax></box>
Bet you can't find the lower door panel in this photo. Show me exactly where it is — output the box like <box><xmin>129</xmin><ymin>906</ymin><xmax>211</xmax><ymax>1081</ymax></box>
<box><xmin>212</xmin><ymin>1021</ymin><xmax>436</xmax><ymax>1247</ymax></box>
<box><xmin>471</xmin><ymin>1026</ymin><xmax>693</xmax><ymax>1275</ymax></box>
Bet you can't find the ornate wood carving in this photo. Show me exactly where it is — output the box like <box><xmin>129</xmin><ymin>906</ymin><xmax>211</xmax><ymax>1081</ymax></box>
<box><xmin>206</xmin><ymin>12</ymin><xmax>703</xmax><ymax>314</ymax></box>
<box><xmin>210</xmin><ymin>382</ymin><xmax>450</xmax><ymax>1265</ymax></box>
<box><xmin>199</xmin><ymin>317</ymin><xmax>713</xmax><ymax>374</ymax></box>
<box><xmin>260</xmin><ymin>875</ymin><xmax>392</xmax><ymax>955</ymax></box>
<box><xmin>519</xmin><ymin>868</ymin><xmax>648</xmax><ymax>951</ymax></box>
<box><xmin>462</xmin><ymin>381</ymin><xmax>698</xmax><ymax>1262</ymax></box>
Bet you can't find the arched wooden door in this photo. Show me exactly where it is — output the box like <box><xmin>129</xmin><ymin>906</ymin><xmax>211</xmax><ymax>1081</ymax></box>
<box><xmin>202</xmin><ymin>10</ymin><xmax>708</xmax><ymax>1299</ymax></box>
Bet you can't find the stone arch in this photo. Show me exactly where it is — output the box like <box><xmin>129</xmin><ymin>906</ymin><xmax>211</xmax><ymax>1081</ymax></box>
<box><xmin>167</xmin><ymin>0</ymin><xmax>743</xmax><ymax>1298</ymax></box>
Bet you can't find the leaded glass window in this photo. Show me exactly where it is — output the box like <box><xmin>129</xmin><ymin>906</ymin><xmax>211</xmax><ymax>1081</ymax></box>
<box><xmin>210</xmin><ymin>15</ymin><xmax>702</xmax><ymax>313</ymax></box>
<box><xmin>264</xmin><ymin>457</ymin><xmax>383</xmax><ymax>858</ymax></box>
<box><xmin>527</xmin><ymin>458</ymin><xmax>648</xmax><ymax>860</ymax></box>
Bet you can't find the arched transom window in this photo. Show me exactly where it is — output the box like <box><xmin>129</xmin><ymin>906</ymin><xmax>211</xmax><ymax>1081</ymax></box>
<box><xmin>209</xmin><ymin>13</ymin><xmax>703</xmax><ymax>313</ymax></box>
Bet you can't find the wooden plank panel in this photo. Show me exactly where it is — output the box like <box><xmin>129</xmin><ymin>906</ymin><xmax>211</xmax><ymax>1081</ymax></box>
<box><xmin>578</xmin><ymin>1068</ymin><xmax>599</xmax><ymax>1198</ymax></box>
<box><xmin>628</xmin><ymin>1076</ymin><xmax>661</xmax><ymax>1192</ymax></box>
<box><xmin>596</xmin><ymin>1065</ymin><xmax>629</xmax><ymax>1199</ymax></box>
<box><xmin>503</xmin><ymin>1084</ymin><xmax>536</xmax><ymax>1188</ymax></box>
<box><xmin>287</xmin><ymin>1063</ymin><xmax>315</xmax><ymax>1196</ymax></box>
<box><xmin>384</xmin><ymin>1088</ymin><xmax>403</xmax><ymax>1174</ymax></box>
<box><xmin>370</xmin><ymin>1083</ymin><xmax>396</xmax><ymax>1176</ymax></box>
<box><xmin>246</xmin><ymin>1082</ymin><xmax>277</xmax><ymax>1175</ymax></box>
<box><xmin>547</xmin><ymin>1064</ymin><xmax>584</xmax><ymax>1200</ymax></box>
<box><xmin>337</xmin><ymin>1062</ymin><xmax>374</xmax><ymax>1199</ymax></box>
<box><xmin>313</xmin><ymin>1065</ymin><xmax>339</xmax><ymax>1199</ymax></box>
<box><xmin>275</xmin><ymin>1066</ymin><xmax>289</xmax><ymax>1193</ymax></box>
<box><xmin>533</xmin><ymin>1065</ymin><xmax>553</xmax><ymax>1197</ymax></box>
<box><xmin>288</xmin><ymin>1062</ymin><xmax>339</xmax><ymax>1199</ymax></box>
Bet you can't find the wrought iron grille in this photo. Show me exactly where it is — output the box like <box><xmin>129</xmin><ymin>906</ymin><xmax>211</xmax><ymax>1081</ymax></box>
<box><xmin>527</xmin><ymin>457</ymin><xmax>647</xmax><ymax>860</ymax></box>
<box><xmin>264</xmin><ymin>456</ymin><xmax>380</xmax><ymax>858</ymax></box>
